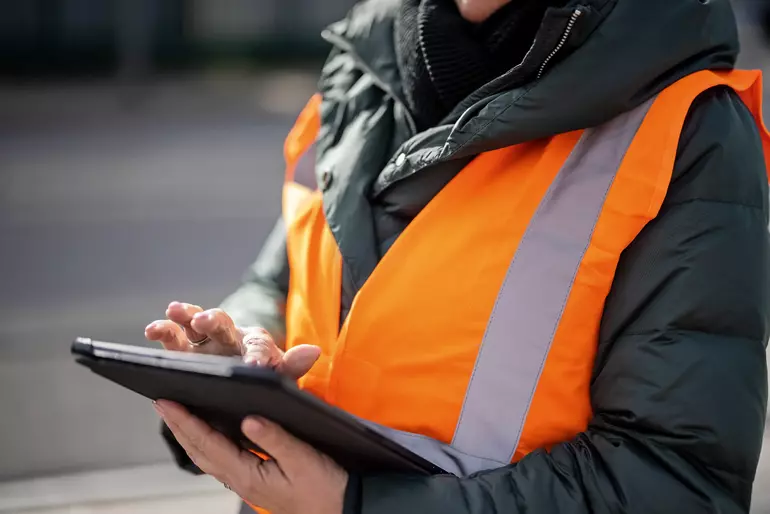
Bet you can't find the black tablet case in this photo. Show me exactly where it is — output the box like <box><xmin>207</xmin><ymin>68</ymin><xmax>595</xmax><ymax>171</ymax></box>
<box><xmin>72</xmin><ymin>339</ymin><xmax>444</xmax><ymax>475</ymax></box>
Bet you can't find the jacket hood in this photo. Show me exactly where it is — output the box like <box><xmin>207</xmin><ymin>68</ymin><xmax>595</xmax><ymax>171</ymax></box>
<box><xmin>323</xmin><ymin>0</ymin><xmax>740</xmax><ymax>158</ymax></box>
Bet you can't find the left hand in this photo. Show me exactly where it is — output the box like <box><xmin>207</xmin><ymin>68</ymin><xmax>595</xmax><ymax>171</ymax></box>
<box><xmin>154</xmin><ymin>400</ymin><xmax>348</xmax><ymax>514</ymax></box>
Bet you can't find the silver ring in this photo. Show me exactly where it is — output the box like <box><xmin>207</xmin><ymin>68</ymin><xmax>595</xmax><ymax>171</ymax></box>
<box><xmin>188</xmin><ymin>336</ymin><xmax>211</xmax><ymax>348</ymax></box>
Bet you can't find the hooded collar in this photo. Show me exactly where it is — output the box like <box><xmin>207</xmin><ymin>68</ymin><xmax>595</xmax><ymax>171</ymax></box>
<box><xmin>322</xmin><ymin>0</ymin><xmax>739</xmax><ymax>160</ymax></box>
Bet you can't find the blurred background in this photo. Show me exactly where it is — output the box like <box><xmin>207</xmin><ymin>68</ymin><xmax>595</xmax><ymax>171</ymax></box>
<box><xmin>1</xmin><ymin>1</ymin><xmax>770</xmax><ymax>513</ymax></box>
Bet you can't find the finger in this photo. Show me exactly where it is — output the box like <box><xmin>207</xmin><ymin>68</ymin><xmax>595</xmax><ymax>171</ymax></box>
<box><xmin>145</xmin><ymin>320</ymin><xmax>187</xmax><ymax>351</ymax></box>
<box><xmin>242</xmin><ymin>417</ymin><xmax>315</xmax><ymax>475</ymax></box>
<box><xmin>162</xmin><ymin>420</ymin><xmax>216</xmax><ymax>472</ymax></box>
<box><xmin>155</xmin><ymin>401</ymin><xmax>216</xmax><ymax>472</ymax></box>
<box><xmin>166</xmin><ymin>301</ymin><xmax>205</xmax><ymax>342</ymax></box>
<box><xmin>190</xmin><ymin>309</ymin><xmax>240</xmax><ymax>349</ymax></box>
<box><xmin>155</xmin><ymin>400</ymin><xmax>246</xmax><ymax>479</ymax></box>
<box><xmin>279</xmin><ymin>345</ymin><xmax>321</xmax><ymax>380</ymax></box>
<box><xmin>243</xmin><ymin>329</ymin><xmax>281</xmax><ymax>367</ymax></box>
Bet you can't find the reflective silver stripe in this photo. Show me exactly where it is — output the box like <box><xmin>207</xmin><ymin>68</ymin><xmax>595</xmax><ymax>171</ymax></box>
<box><xmin>451</xmin><ymin>99</ymin><xmax>655</xmax><ymax>464</ymax></box>
<box><xmin>360</xmin><ymin>418</ymin><xmax>507</xmax><ymax>477</ymax></box>
<box><xmin>353</xmin><ymin>101</ymin><xmax>655</xmax><ymax>477</ymax></box>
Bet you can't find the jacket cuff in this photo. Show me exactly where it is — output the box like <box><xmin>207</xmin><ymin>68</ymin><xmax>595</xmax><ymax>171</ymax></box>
<box><xmin>343</xmin><ymin>473</ymin><xmax>363</xmax><ymax>514</ymax></box>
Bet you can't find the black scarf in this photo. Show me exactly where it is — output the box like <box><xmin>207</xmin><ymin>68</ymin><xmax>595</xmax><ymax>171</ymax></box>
<box><xmin>395</xmin><ymin>0</ymin><xmax>554</xmax><ymax>131</ymax></box>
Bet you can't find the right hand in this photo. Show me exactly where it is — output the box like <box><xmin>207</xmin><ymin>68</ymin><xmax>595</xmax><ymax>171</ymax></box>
<box><xmin>145</xmin><ymin>301</ymin><xmax>320</xmax><ymax>380</ymax></box>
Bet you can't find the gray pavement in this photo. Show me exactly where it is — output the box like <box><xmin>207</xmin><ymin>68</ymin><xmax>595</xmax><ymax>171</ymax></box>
<box><xmin>2</xmin><ymin>16</ymin><xmax>770</xmax><ymax>513</ymax></box>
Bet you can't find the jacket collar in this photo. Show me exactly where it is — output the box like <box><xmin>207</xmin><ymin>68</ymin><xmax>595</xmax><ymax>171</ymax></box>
<box><xmin>321</xmin><ymin>0</ymin><xmax>412</xmax><ymax>128</ymax></box>
<box><xmin>323</xmin><ymin>0</ymin><xmax>740</xmax><ymax>195</ymax></box>
<box><xmin>320</xmin><ymin>0</ymin><xmax>615</xmax><ymax>142</ymax></box>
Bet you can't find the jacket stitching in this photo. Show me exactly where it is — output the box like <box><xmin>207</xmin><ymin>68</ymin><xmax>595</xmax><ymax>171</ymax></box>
<box><xmin>661</xmin><ymin>197</ymin><xmax>764</xmax><ymax>211</ymax></box>
<box><xmin>446</xmin><ymin>83</ymin><xmax>538</xmax><ymax>158</ymax></box>
<box><xmin>612</xmin><ymin>328</ymin><xmax>763</xmax><ymax>341</ymax></box>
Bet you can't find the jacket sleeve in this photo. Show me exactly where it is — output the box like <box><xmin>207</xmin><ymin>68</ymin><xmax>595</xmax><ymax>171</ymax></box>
<box><xmin>344</xmin><ymin>87</ymin><xmax>770</xmax><ymax>514</ymax></box>
<box><xmin>219</xmin><ymin>217</ymin><xmax>291</xmax><ymax>344</ymax></box>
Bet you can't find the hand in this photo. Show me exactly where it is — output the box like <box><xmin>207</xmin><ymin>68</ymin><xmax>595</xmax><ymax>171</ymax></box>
<box><xmin>154</xmin><ymin>400</ymin><xmax>347</xmax><ymax>514</ymax></box>
<box><xmin>145</xmin><ymin>301</ymin><xmax>320</xmax><ymax>379</ymax></box>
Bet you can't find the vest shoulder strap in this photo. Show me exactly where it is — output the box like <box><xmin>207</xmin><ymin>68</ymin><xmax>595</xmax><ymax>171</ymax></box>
<box><xmin>282</xmin><ymin>94</ymin><xmax>322</xmax><ymax>224</ymax></box>
<box><xmin>284</xmin><ymin>93</ymin><xmax>322</xmax><ymax>183</ymax></box>
<box><xmin>641</xmin><ymin>70</ymin><xmax>769</xmax><ymax>216</ymax></box>
<box><xmin>281</xmin><ymin>71</ymin><xmax>769</xmax><ymax>223</ymax></box>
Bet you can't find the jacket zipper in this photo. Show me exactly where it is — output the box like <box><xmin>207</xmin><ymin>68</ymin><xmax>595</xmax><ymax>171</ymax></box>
<box><xmin>537</xmin><ymin>8</ymin><xmax>583</xmax><ymax>80</ymax></box>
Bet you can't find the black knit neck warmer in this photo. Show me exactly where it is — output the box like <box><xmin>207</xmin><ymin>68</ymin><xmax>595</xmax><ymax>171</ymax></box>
<box><xmin>395</xmin><ymin>0</ymin><xmax>553</xmax><ymax>131</ymax></box>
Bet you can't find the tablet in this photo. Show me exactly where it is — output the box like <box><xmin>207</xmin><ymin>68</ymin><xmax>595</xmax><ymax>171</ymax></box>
<box><xmin>71</xmin><ymin>338</ymin><xmax>445</xmax><ymax>475</ymax></box>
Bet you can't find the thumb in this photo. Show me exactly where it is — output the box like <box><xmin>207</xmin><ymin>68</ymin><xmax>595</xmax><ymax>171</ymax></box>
<box><xmin>279</xmin><ymin>345</ymin><xmax>321</xmax><ymax>380</ymax></box>
<box><xmin>242</xmin><ymin>417</ymin><xmax>312</xmax><ymax>473</ymax></box>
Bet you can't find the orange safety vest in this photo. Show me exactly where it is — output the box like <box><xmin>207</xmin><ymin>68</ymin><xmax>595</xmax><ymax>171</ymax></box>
<box><xmin>280</xmin><ymin>70</ymin><xmax>770</xmax><ymax>478</ymax></box>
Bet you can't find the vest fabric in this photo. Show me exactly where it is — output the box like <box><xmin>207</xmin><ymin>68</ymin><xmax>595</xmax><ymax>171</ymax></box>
<box><xmin>281</xmin><ymin>70</ymin><xmax>770</xmax><ymax>477</ymax></box>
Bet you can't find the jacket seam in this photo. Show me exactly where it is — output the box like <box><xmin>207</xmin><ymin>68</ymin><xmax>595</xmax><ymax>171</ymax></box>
<box><xmin>614</xmin><ymin>328</ymin><xmax>763</xmax><ymax>342</ymax></box>
<box><xmin>590</xmin><ymin>423</ymin><xmax>753</xmax><ymax>484</ymax></box>
<box><xmin>661</xmin><ymin>197</ymin><xmax>764</xmax><ymax>212</ymax></box>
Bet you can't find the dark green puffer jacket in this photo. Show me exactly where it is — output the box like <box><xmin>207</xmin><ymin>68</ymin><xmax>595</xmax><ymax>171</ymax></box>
<box><xmin>188</xmin><ymin>0</ymin><xmax>770</xmax><ymax>511</ymax></box>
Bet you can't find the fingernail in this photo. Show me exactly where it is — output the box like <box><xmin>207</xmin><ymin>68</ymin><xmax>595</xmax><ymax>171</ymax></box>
<box><xmin>153</xmin><ymin>401</ymin><xmax>165</xmax><ymax>417</ymax></box>
<box><xmin>191</xmin><ymin>315</ymin><xmax>204</xmax><ymax>329</ymax></box>
<box><xmin>245</xmin><ymin>417</ymin><xmax>263</xmax><ymax>432</ymax></box>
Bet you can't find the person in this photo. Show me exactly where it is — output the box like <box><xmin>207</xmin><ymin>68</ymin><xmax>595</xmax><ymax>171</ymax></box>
<box><xmin>145</xmin><ymin>0</ymin><xmax>770</xmax><ymax>512</ymax></box>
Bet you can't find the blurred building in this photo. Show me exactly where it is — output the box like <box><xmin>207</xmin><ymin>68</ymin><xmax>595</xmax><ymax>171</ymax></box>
<box><xmin>0</xmin><ymin>0</ymin><xmax>356</xmax><ymax>77</ymax></box>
